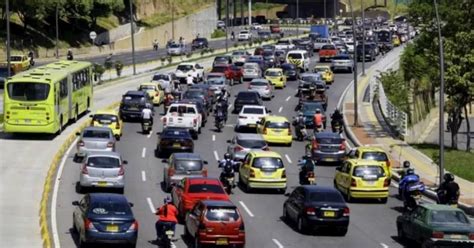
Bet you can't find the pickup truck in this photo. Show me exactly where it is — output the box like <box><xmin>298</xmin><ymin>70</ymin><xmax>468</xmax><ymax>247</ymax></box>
<box><xmin>274</xmin><ymin>39</ymin><xmax>295</xmax><ymax>50</ymax></box>
<box><xmin>175</xmin><ymin>62</ymin><xmax>205</xmax><ymax>83</ymax></box>
<box><xmin>161</xmin><ymin>103</ymin><xmax>202</xmax><ymax>139</ymax></box>
<box><xmin>319</xmin><ymin>44</ymin><xmax>338</xmax><ymax>62</ymax></box>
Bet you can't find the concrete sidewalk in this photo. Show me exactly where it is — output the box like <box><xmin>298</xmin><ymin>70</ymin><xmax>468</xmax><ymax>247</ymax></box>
<box><xmin>340</xmin><ymin>48</ymin><xmax>474</xmax><ymax>214</ymax></box>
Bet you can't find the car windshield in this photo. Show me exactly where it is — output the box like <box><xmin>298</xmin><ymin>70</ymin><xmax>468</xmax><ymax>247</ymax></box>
<box><xmin>206</xmin><ymin>207</ymin><xmax>240</xmax><ymax>221</ymax></box>
<box><xmin>252</xmin><ymin>157</ymin><xmax>284</xmax><ymax>169</ymax></box>
<box><xmin>242</xmin><ymin>107</ymin><xmax>264</xmax><ymax>114</ymax></box>
<box><xmin>250</xmin><ymin>81</ymin><xmax>268</xmax><ymax>86</ymax></box>
<box><xmin>212</xmin><ymin>66</ymin><xmax>226</xmax><ymax>73</ymax></box>
<box><xmin>301</xmin><ymin>75</ymin><xmax>319</xmax><ymax>83</ymax></box>
<box><xmin>237</xmin><ymin>139</ymin><xmax>266</xmax><ymax>148</ymax></box>
<box><xmin>277</xmin><ymin>40</ymin><xmax>290</xmax><ymax>44</ymax></box>
<box><xmin>7</xmin><ymin>82</ymin><xmax>50</xmax><ymax>101</ymax></box>
<box><xmin>263</xmin><ymin>51</ymin><xmax>273</xmax><ymax>57</ymax></box>
<box><xmin>281</xmin><ymin>64</ymin><xmax>295</xmax><ymax>70</ymax></box>
<box><xmin>163</xmin><ymin>129</ymin><xmax>189</xmax><ymax>137</ymax></box>
<box><xmin>288</xmin><ymin>53</ymin><xmax>302</xmax><ymax>59</ymax></box>
<box><xmin>168</xmin><ymin>105</ymin><xmax>196</xmax><ymax>114</ymax></box>
<box><xmin>309</xmin><ymin>191</ymin><xmax>344</xmax><ymax>202</ymax></box>
<box><xmin>214</xmin><ymin>57</ymin><xmax>228</xmax><ymax>63</ymax></box>
<box><xmin>321</xmin><ymin>45</ymin><xmax>336</xmax><ymax>50</ymax></box>
<box><xmin>169</xmin><ymin>44</ymin><xmax>181</xmax><ymax>48</ymax></box>
<box><xmin>87</xmin><ymin>156</ymin><xmax>120</xmax><ymax>168</ymax></box>
<box><xmin>240</xmin><ymin>31</ymin><xmax>249</xmax><ymax>34</ymax></box>
<box><xmin>82</xmin><ymin>130</ymin><xmax>111</xmax><ymax>139</ymax></box>
<box><xmin>175</xmin><ymin>160</ymin><xmax>203</xmax><ymax>171</ymax></box>
<box><xmin>122</xmin><ymin>94</ymin><xmax>145</xmax><ymax>103</ymax></box>
<box><xmin>188</xmin><ymin>183</ymin><xmax>225</xmax><ymax>194</ymax></box>
<box><xmin>353</xmin><ymin>166</ymin><xmax>385</xmax><ymax>177</ymax></box>
<box><xmin>429</xmin><ymin>210</ymin><xmax>470</xmax><ymax>224</ymax></box>
<box><xmin>316</xmin><ymin>137</ymin><xmax>343</xmax><ymax>144</ymax></box>
<box><xmin>139</xmin><ymin>85</ymin><xmax>156</xmax><ymax>91</ymax></box>
<box><xmin>207</xmin><ymin>78</ymin><xmax>225</xmax><ymax>85</ymax></box>
<box><xmin>333</xmin><ymin>55</ymin><xmax>350</xmax><ymax>60</ymax></box>
<box><xmin>361</xmin><ymin>152</ymin><xmax>388</xmax><ymax>161</ymax></box>
<box><xmin>90</xmin><ymin>201</ymin><xmax>131</xmax><ymax>216</ymax></box>
<box><xmin>177</xmin><ymin>65</ymin><xmax>193</xmax><ymax>71</ymax></box>
<box><xmin>265</xmin><ymin>121</ymin><xmax>289</xmax><ymax>129</ymax></box>
<box><xmin>265</xmin><ymin>71</ymin><xmax>282</xmax><ymax>77</ymax></box>
<box><xmin>184</xmin><ymin>91</ymin><xmax>204</xmax><ymax>99</ymax></box>
<box><xmin>152</xmin><ymin>74</ymin><xmax>168</xmax><ymax>81</ymax></box>
<box><xmin>92</xmin><ymin>114</ymin><xmax>118</xmax><ymax>124</ymax></box>
<box><xmin>314</xmin><ymin>67</ymin><xmax>328</xmax><ymax>72</ymax></box>
<box><xmin>244</xmin><ymin>64</ymin><xmax>258</xmax><ymax>69</ymax></box>
<box><xmin>232</xmin><ymin>51</ymin><xmax>245</xmax><ymax>55</ymax></box>
<box><xmin>302</xmin><ymin>103</ymin><xmax>323</xmax><ymax>112</ymax></box>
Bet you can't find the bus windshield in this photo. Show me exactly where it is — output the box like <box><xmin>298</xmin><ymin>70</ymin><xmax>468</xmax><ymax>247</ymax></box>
<box><xmin>8</xmin><ymin>82</ymin><xmax>50</xmax><ymax>101</ymax></box>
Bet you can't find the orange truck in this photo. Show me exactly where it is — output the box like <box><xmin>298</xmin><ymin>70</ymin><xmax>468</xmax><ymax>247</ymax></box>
<box><xmin>318</xmin><ymin>44</ymin><xmax>338</xmax><ymax>62</ymax></box>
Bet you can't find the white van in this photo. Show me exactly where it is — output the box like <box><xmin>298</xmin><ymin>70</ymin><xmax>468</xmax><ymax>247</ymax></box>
<box><xmin>286</xmin><ymin>50</ymin><xmax>310</xmax><ymax>72</ymax></box>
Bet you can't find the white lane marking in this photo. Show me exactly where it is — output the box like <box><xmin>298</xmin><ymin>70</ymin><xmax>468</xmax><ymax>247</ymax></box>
<box><xmin>141</xmin><ymin>171</ymin><xmax>146</xmax><ymax>182</ymax></box>
<box><xmin>278</xmin><ymin>106</ymin><xmax>283</xmax><ymax>113</ymax></box>
<box><xmin>285</xmin><ymin>154</ymin><xmax>292</xmax><ymax>164</ymax></box>
<box><xmin>238</xmin><ymin>201</ymin><xmax>255</xmax><ymax>217</ymax></box>
<box><xmin>147</xmin><ymin>132</ymin><xmax>152</xmax><ymax>139</ymax></box>
<box><xmin>212</xmin><ymin>134</ymin><xmax>216</xmax><ymax>141</ymax></box>
<box><xmin>228</xmin><ymin>104</ymin><xmax>233</xmax><ymax>110</ymax></box>
<box><xmin>142</xmin><ymin>147</ymin><xmax>146</xmax><ymax>158</ymax></box>
<box><xmin>214</xmin><ymin>150</ymin><xmax>219</xmax><ymax>161</ymax></box>
<box><xmin>380</xmin><ymin>243</ymin><xmax>389</xmax><ymax>248</ymax></box>
<box><xmin>147</xmin><ymin>197</ymin><xmax>156</xmax><ymax>214</ymax></box>
<box><xmin>285</xmin><ymin>96</ymin><xmax>291</xmax><ymax>101</ymax></box>
<box><xmin>52</xmin><ymin>138</ymin><xmax>78</xmax><ymax>248</ymax></box>
<box><xmin>272</xmin><ymin>239</ymin><xmax>284</xmax><ymax>248</ymax></box>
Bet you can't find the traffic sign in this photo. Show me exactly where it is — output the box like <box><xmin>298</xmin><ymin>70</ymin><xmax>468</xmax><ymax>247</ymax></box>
<box><xmin>89</xmin><ymin>31</ymin><xmax>97</xmax><ymax>40</ymax></box>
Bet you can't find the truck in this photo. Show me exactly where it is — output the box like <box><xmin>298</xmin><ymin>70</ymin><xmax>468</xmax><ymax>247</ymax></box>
<box><xmin>161</xmin><ymin>103</ymin><xmax>202</xmax><ymax>139</ymax></box>
<box><xmin>310</xmin><ymin>25</ymin><xmax>329</xmax><ymax>39</ymax></box>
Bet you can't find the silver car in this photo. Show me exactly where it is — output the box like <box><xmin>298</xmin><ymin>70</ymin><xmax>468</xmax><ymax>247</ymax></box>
<box><xmin>206</xmin><ymin>76</ymin><xmax>229</xmax><ymax>99</ymax></box>
<box><xmin>226</xmin><ymin>134</ymin><xmax>268</xmax><ymax>161</ymax></box>
<box><xmin>248</xmin><ymin>78</ymin><xmax>274</xmax><ymax>100</ymax></box>
<box><xmin>76</xmin><ymin>127</ymin><xmax>116</xmax><ymax>157</ymax></box>
<box><xmin>78</xmin><ymin>151</ymin><xmax>126</xmax><ymax>193</ymax></box>
<box><xmin>330</xmin><ymin>54</ymin><xmax>354</xmax><ymax>73</ymax></box>
<box><xmin>243</xmin><ymin>62</ymin><xmax>261</xmax><ymax>81</ymax></box>
<box><xmin>167</xmin><ymin>43</ymin><xmax>185</xmax><ymax>56</ymax></box>
<box><xmin>162</xmin><ymin>153</ymin><xmax>208</xmax><ymax>192</ymax></box>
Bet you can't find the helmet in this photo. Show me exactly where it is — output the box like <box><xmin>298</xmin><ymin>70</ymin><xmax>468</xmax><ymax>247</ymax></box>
<box><xmin>305</xmin><ymin>150</ymin><xmax>312</xmax><ymax>158</ymax></box>
<box><xmin>298</xmin><ymin>112</ymin><xmax>303</xmax><ymax>117</ymax></box>
<box><xmin>334</xmin><ymin>109</ymin><xmax>340</xmax><ymax>114</ymax></box>
<box><xmin>315</xmin><ymin>108</ymin><xmax>321</xmax><ymax>113</ymax></box>
<box><xmin>403</xmin><ymin>160</ymin><xmax>411</xmax><ymax>168</ymax></box>
<box><xmin>164</xmin><ymin>196</ymin><xmax>172</xmax><ymax>204</ymax></box>
<box><xmin>444</xmin><ymin>173</ymin><xmax>454</xmax><ymax>182</ymax></box>
<box><xmin>224</xmin><ymin>153</ymin><xmax>231</xmax><ymax>160</ymax></box>
<box><xmin>406</xmin><ymin>168</ymin><xmax>415</xmax><ymax>175</ymax></box>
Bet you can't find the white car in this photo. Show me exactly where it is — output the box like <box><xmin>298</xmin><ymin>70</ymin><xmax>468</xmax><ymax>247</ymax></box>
<box><xmin>330</xmin><ymin>54</ymin><xmax>354</xmax><ymax>73</ymax></box>
<box><xmin>151</xmin><ymin>73</ymin><xmax>176</xmax><ymax>89</ymax></box>
<box><xmin>274</xmin><ymin>39</ymin><xmax>295</xmax><ymax>50</ymax></box>
<box><xmin>231</xmin><ymin>50</ymin><xmax>249</xmax><ymax>63</ymax></box>
<box><xmin>238</xmin><ymin>30</ymin><xmax>252</xmax><ymax>41</ymax></box>
<box><xmin>242</xmin><ymin>62</ymin><xmax>261</xmax><ymax>81</ymax></box>
<box><xmin>175</xmin><ymin>62</ymin><xmax>204</xmax><ymax>83</ymax></box>
<box><xmin>346</xmin><ymin>41</ymin><xmax>355</xmax><ymax>53</ymax></box>
<box><xmin>251</xmin><ymin>23</ymin><xmax>263</xmax><ymax>30</ymax></box>
<box><xmin>313</xmin><ymin>38</ymin><xmax>331</xmax><ymax>51</ymax></box>
<box><xmin>236</xmin><ymin>105</ymin><xmax>269</xmax><ymax>130</ymax></box>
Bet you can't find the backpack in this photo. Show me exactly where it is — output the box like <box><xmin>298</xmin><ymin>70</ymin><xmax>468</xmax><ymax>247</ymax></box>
<box><xmin>223</xmin><ymin>161</ymin><xmax>233</xmax><ymax>174</ymax></box>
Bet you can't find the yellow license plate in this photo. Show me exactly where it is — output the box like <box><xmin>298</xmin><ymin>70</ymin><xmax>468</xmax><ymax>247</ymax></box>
<box><xmin>173</xmin><ymin>143</ymin><xmax>181</xmax><ymax>148</ymax></box>
<box><xmin>97</xmin><ymin>181</ymin><xmax>107</xmax><ymax>187</ymax></box>
<box><xmin>248</xmin><ymin>124</ymin><xmax>256</xmax><ymax>128</ymax></box>
<box><xmin>216</xmin><ymin>238</ymin><xmax>228</xmax><ymax>245</ymax></box>
<box><xmin>323</xmin><ymin>211</ymin><xmax>335</xmax><ymax>217</ymax></box>
<box><xmin>325</xmin><ymin>158</ymin><xmax>335</xmax><ymax>161</ymax></box>
<box><xmin>106</xmin><ymin>224</ymin><xmax>119</xmax><ymax>232</ymax></box>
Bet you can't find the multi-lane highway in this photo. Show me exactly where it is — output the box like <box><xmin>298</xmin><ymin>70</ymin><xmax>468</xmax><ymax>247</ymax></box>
<box><xmin>53</xmin><ymin>48</ymin><xmax>408</xmax><ymax>248</ymax></box>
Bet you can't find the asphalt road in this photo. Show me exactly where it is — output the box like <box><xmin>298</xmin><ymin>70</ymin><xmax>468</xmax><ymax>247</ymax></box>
<box><xmin>54</xmin><ymin>50</ymin><xmax>411</xmax><ymax>248</ymax></box>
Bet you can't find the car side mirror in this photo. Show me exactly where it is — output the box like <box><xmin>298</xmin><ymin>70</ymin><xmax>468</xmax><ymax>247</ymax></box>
<box><xmin>336</xmin><ymin>166</ymin><xmax>342</xmax><ymax>171</ymax></box>
<box><xmin>284</xmin><ymin>193</ymin><xmax>290</xmax><ymax>197</ymax></box>
<box><xmin>123</xmin><ymin>160</ymin><xmax>128</xmax><ymax>165</ymax></box>
<box><xmin>75</xmin><ymin>132</ymin><xmax>81</xmax><ymax>136</ymax></box>
<box><xmin>226</xmin><ymin>139</ymin><xmax>231</xmax><ymax>143</ymax></box>
<box><xmin>129</xmin><ymin>202</ymin><xmax>134</xmax><ymax>207</ymax></box>
<box><xmin>161</xmin><ymin>159</ymin><xmax>168</xmax><ymax>163</ymax></box>
<box><xmin>326</xmin><ymin>86</ymin><xmax>330</xmax><ymax>89</ymax></box>
<box><xmin>203</xmin><ymin>161</ymin><xmax>208</xmax><ymax>165</ymax></box>
<box><xmin>89</xmin><ymin>115</ymin><xmax>93</xmax><ymax>118</ymax></box>
<box><xmin>72</xmin><ymin>201</ymin><xmax>80</xmax><ymax>206</ymax></box>
<box><xmin>267</xmin><ymin>109</ymin><xmax>272</xmax><ymax>113</ymax></box>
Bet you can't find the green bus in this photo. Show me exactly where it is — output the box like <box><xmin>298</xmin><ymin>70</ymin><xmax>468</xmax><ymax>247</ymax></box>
<box><xmin>3</xmin><ymin>60</ymin><xmax>94</xmax><ymax>134</ymax></box>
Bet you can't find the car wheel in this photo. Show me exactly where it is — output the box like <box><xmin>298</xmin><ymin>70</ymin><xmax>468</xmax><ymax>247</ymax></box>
<box><xmin>348</xmin><ymin>67</ymin><xmax>353</xmax><ymax>73</ymax></box>
<box><xmin>194</xmin><ymin>236</ymin><xmax>202</xmax><ymax>248</ymax></box>
<box><xmin>397</xmin><ymin>224</ymin><xmax>406</xmax><ymax>242</ymax></box>
<box><xmin>282</xmin><ymin>205</ymin><xmax>289</xmax><ymax>221</ymax></box>
<box><xmin>337</xmin><ymin>227</ymin><xmax>348</xmax><ymax>236</ymax></box>
<box><xmin>380</xmin><ymin>197</ymin><xmax>388</xmax><ymax>204</ymax></box>
<box><xmin>297</xmin><ymin>216</ymin><xmax>306</xmax><ymax>234</ymax></box>
<box><xmin>184</xmin><ymin>224</ymin><xmax>191</xmax><ymax>238</ymax></box>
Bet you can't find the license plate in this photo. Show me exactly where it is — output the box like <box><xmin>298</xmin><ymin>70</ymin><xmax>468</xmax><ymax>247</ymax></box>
<box><xmin>264</xmin><ymin>172</ymin><xmax>274</xmax><ymax>176</ymax></box>
<box><xmin>173</xmin><ymin>143</ymin><xmax>181</xmax><ymax>148</ymax></box>
<box><xmin>449</xmin><ymin>234</ymin><xmax>463</xmax><ymax>239</ymax></box>
<box><xmin>216</xmin><ymin>238</ymin><xmax>228</xmax><ymax>245</ymax></box>
<box><xmin>325</xmin><ymin>158</ymin><xmax>335</xmax><ymax>161</ymax></box>
<box><xmin>365</xmin><ymin>181</ymin><xmax>376</xmax><ymax>185</ymax></box>
<box><xmin>97</xmin><ymin>181</ymin><xmax>107</xmax><ymax>187</ymax></box>
<box><xmin>248</xmin><ymin>124</ymin><xmax>256</xmax><ymax>128</ymax></box>
<box><xmin>106</xmin><ymin>224</ymin><xmax>119</xmax><ymax>232</ymax></box>
<box><xmin>323</xmin><ymin>211</ymin><xmax>335</xmax><ymax>217</ymax></box>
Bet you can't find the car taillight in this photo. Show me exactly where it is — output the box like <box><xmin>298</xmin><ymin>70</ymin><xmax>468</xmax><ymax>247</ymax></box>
<box><xmin>343</xmin><ymin>207</ymin><xmax>350</xmax><ymax>217</ymax></box>
<box><xmin>239</xmin><ymin>222</ymin><xmax>245</xmax><ymax>231</ymax></box>
<box><xmin>469</xmin><ymin>233</ymin><xmax>474</xmax><ymax>240</ymax></box>
<box><xmin>78</xmin><ymin>140</ymin><xmax>84</xmax><ymax>147</ymax></box>
<box><xmin>128</xmin><ymin>220</ymin><xmax>139</xmax><ymax>232</ymax></box>
<box><xmin>432</xmin><ymin>231</ymin><xmax>444</xmax><ymax>239</ymax></box>
<box><xmin>115</xmin><ymin>123</ymin><xmax>120</xmax><ymax>129</ymax></box>
<box><xmin>287</xmin><ymin>128</ymin><xmax>291</xmax><ymax>135</ymax></box>
<box><xmin>386</xmin><ymin>160</ymin><xmax>391</xmax><ymax>167</ymax></box>
<box><xmin>249</xmin><ymin>169</ymin><xmax>255</xmax><ymax>178</ymax></box>
<box><xmin>340</xmin><ymin>141</ymin><xmax>346</xmax><ymax>150</ymax></box>
<box><xmin>81</xmin><ymin>164</ymin><xmax>88</xmax><ymax>174</ymax></box>
<box><xmin>202</xmin><ymin>168</ymin><xmax>208</xmax><ymax>177</ymax></box>
<box><xmin>234</xmin><ymin>145</ymin><xmax>244</xmax><ymax>152</ymax></box>
<box><xmin>239</xmin><ymin>116</ymin><xmax>247</xmax><ymax>119</ymax></box>
<box><xmin>350</xmin><ymin>178</ymin><xmax>357</xmax><ymax>187</ymax></box>
<box><xmin>107</xmin><ymin>142</ymin><xmax>114</xmax><ymax>148</ymax></box>
<box><xmin>262</xmin><ymin>146</ymin><xmax>270</xmax><ymax>151</ymax></box>
<box><xmin>118</xmin><ymin>165</ymin><xmax>125</xmax><ymax>176</ymax></box>
<box><xmin>84</xmin><ymin>218</ymin><xmax>96</xmax><ymax>231</ymax></box>
<box><xmin>383</xmin><ymin>178</ymin><xmax>390</xmax><ymax>187</ymax></box>
<box><xmin>282</xmin><ymin>170</ymin><xmax>286</xmax><ymax>178</ymax></box>
<box><xmin>305</xmin><ymin>207</ymin><xmax>316</xmax><ymax>216</ymax></box>
<box><xmin>162</xmin><ymin>117</ymin><xmax>167</xmax><ymax>125</ymax></box>
<box><xmin>193</xmin><ymin>118</ymin><xmax>197</xmax><ymax>126</ymax></box>
<box><xmin>263</xmin><ymin>128</ymin><xmax>267</xmax><ymax>134</ymax></box>
<box><xmin>168</xmin><ymin>168</ymin><xmax>175</xmax><ymax>177</ymax></box>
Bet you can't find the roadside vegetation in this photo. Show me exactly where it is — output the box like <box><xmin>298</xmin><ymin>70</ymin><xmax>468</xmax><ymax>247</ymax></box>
<box><xmin>211</xmin><ymin>29</ymin><xmax>226</xmax><ymax>39</ymax></box>
<box><xmin>411</xmin><ymin>143</ymin><xmax>474</xmax><ymax>182</ymax></box>
<box><xmin>0</xmin><ymin>114</ymin><xmax>3</xmax><ymax>124</ymax></box>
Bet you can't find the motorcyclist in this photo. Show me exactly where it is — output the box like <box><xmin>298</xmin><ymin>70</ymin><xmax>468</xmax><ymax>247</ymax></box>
<box><xmin>298</xmin><ymin>151</ymin><xmax>316</xmax><ymax>185</ymax></box>
<box><xmin>330</xmin><ymin>109</ymin><xmax>343</xmax><ymax>132</ymax></box>
<box><xmin>313</xmin><ymin>109</ymin><xmax>324</xmax><ymax>133</ymax></box>
<box><xmin>231</xmin><ymin>31</ymin><xmax>235</xmax><ymax>41</ymax></box>
<box><xmin>437</xmin><ymin>173</ymin><xmax>460</xmax><ymax>205</ymax></box>
<box><xmin>155</xmin><ymin>196</ymin><xmax>178</xmax><ymax>243</ymax></box>
<box><xmin>28</xmin><ymin>50</ymin><xmax>35</xmax><ymax>66</ymax></box>
<box><xmin>214</xmin><ymin>100</ymin><xmax>227</xmax><ymax>124</ymax></box>
<box><xmin>218</xmin><ymin>153</ymin><xmax>237</xmax><ymax>187</ymax></box>
<box><xmin>67</xmin><ymin>49</ymin><xmax>74</xmax><ymax>60</ymax></box>
<box><xmin>399</xmin><ymin>168</ymin><xmax>420</xmax><ymax>200</ymax></box>
<box><xmin>153</xmin><ymin>39</ymin><xmax>159</xmax><ymax>51</ymax></box>
<box><xmin>400</xmin><ymin>160</ymin><xmax>411</xmax><ymax>179</ymax></box>
<box><xmin>186</xmin><ymin>74</ymin><xmax>194</xmax><ymax>86</ymax></box>
<box><xmin>293</xmin><ymin>113</ymin><xmax>306</xmax><ymax>141</ymax></box>
<box><xmin>141</xmin><ymin>103</ymin><xmax>154</xmax><ymax>126</ymax></box>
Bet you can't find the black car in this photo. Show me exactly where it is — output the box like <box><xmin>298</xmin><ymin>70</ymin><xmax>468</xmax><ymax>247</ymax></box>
<box><xmin>356</xmin><ymin>44</ymin><xmax>376</xmax><ymax>62</ymax></box>
<box><xmin>213</xmin><ymin>55</ymin><xmax>232</xmax><ymax>67</ymax></box>
<box><xmin>262</xmin><ymin>50</ymin><xmax>276</xmax><ymax>68</ymax></box>
<box><xmin>156</xmin><ymin>127</ymin><xmax>194</xmax><ymax>157</ymax></box>
<box><xmin>233</xmin><ymin>91</ymin><xmax>262</xmax><ymax>113</ymax></box>
<box><xmin>183</xmin><ymin>89</ymin><xmax>211</xmax><ymax>111</ymax></box>
<box><xmin>281</xmin><ymin>63</ymin><xmax>298</xmax><ymax>80</ymax></box>
<box><xmin>191</xmin><ymin>38</ymin><xmax>209</xmax><ymax>50</ymax></box>
<box><xmin>119</xmin><ymin>91</ymin><xmax>153</xmax><ymax>120</ymax></box>
<box><xmin>72</xmin><ymin>193</ymin><xmax>138</xmax><ymax>247</ymax></box>
<box><xmin>283</xmin><ymin>186</ymin><xmax>350</xmax><ymax>235</ymax></box>
<box><xmin>258</xmin><ymin>31</ymin><xmax>272</xmax><ymax>41</ymax></box>
<box><xmin>178</xmin><ymin>99</ymin><xmax>208</xmax><ymax>126</ymax></box>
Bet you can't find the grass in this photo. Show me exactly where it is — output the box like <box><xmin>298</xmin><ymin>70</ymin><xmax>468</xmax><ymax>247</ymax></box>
<box><xmin>211</xmin><ymin>29</ymin><xmax>226</xmax><ymax>39</ymax></box>
<box><xmin>411</xmin><ymin>143</ymin><xmax>474</xmax><ymax>182</ymax></box>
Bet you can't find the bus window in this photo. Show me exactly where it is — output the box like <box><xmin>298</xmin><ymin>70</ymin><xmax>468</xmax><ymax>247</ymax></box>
<box><xmin>60</xmin><ymin>79</ymin><xmax>68</xmax><ymax>99</ymax></box>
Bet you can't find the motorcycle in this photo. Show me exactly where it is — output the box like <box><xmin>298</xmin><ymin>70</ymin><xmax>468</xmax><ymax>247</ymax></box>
<box><xmin>331</xmin><ymin>120</ymin><xmax>343</xmax><ymax>133</ymax></box>
<box><xmin>221</xmin><ymin>175</ymin><xmax>235</xmax><ymax>194</ymax></box>
<box><xmin>402</xmin><ymin>181</ymin><xmax>425</xmax><ymax>211</ymax></box>
<box><xmin>313</xmin><ymin>124</ymin><xmax>324</xmax><ymax>134</ymax></box>
<box><xmin>158</xmin><ymin>224</ymin><xmax>174</xmax><ymax>248</ymax></box>
<box><xmin>302</xmin><ymin>171</ymin><xmax>316</xmax><ymax>185</ymax></box>
<box><xmin>295</xmin><ymin>126</ymin><xmax>308</xmax><ymax>141</ymax></box>
<box><xmin>436</xmin><ymin>189</ymin><xmax>459</xmax><ymax>207</ymax></box>
<box><xmin>142</xmin><ymin>120</ymin><xmax>152</xmax><ymax>134</ymax></box>
<box><xmin>215</xmin><ymin>114</ymin><xmax>225</xmax><ymax>132</ymax></box>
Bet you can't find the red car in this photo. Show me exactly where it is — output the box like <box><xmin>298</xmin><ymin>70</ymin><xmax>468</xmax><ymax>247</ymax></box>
<box><xmin>171</xmin><ymin>177</ymin><xmax>229</xmax><ymax>219</ymax></box>
<box><xmin>319</xmin><ymin>44</ymin><xmax>338</xmax><ymax>62</ymax></box>
<box><xmin>229</xmin><ymin>65</ymin><xmax>244</xmax><ymax>84</ymax></box>
<box><xmin>185</xmin><ymin>200</ymin><xmax>245</xmax><ymax>247</ymax></box>
<box><xmin>211</xmin><ymin>64</ymin><xmax>233</xmax><ymax>80</ymax></box>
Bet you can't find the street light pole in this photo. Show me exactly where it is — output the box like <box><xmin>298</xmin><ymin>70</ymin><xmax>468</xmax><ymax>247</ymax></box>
<box><xmin>129</xmin><ymin>0</ymin><xmax>136</xmax><ymax>75</ymax></box>
<box><xmin>324</xmin><ymin>0</ymin><xmax>327</xmax><ymax>24</ymax></box>
<box><xmin>361</xmin><ymin>0</ymin><xmax>366</xmax><ymax>76</ymax></box>
<box><xmin>171</xmin><ymin>0</ymin><xmax>175</xmax><ymax>40</ymax></box>
<box><xmin>296</xmin><ymin>0</ymin><xmax>299</xmax><ymax>38</ymax></box>
<box><xmin>6</xmin><ymin>0</ymin><xmax>11</xmax><ymax>77</ymax></box>
<box><xmin>248</xmin><ymin>0</ymin><xmax>251</xmax><ymax>26</ymax></box>
<box><xmin>349</xmin><ymin>0</ymin><xmax>358</xmax><ymax>126</ymax></box>
<box><xmin>55</xmin><ymin>2</ymin><xmax>59</xmax><ymax>59</ymax></box>
<box><xmin>226</xmin><ymin>0</ymin><xmax>229</xmax><ymax>52</ymax></box>
<box><xmin>434</xmin><ymin>0</ymin><xmax>445</xmax><ymax>185</ymax></box>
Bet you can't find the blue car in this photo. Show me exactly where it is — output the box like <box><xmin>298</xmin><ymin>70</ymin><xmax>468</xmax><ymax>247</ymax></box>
<box><xmin>301</xmin><ymin>101</ymin><xmax>326</xmax><ymax>129</ymax></box>
<box><xmin>73</xmin><ymin>193</ymin><xmax>138</xmax><ymax>247</ymax></box>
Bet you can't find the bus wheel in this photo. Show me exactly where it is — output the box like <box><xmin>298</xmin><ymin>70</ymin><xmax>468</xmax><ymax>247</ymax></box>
<box><xmin>57</xmin><ymin>116</ymin><xmax>63</xmax><ymax>135</ymax></box>
<box><xmin>86</xmin><ymin>98</ymin><xmax>90</xmax><ymax>112</ymax></box>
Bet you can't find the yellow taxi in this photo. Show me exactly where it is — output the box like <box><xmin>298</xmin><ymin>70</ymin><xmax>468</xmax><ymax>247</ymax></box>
<box><xmin>347</xmin><ymin>146</ymin><xmax>392</xmax><ymax>176</ymax></box>
<box><xmin>89</xmin><ymin>110</ymin><xmax>123</xmax><ymax>140</ymax></box>
<box><xmin>239</xmin><ymin>151</ymin><xmax>287</xmax><ymax>193</ymax></box>
<box><xmin>392</xmin><ymin>35</ymin><xmax>401</xmax><ymax>47</ymax></box>
<box><xmin>257</xmin><ymin>115</ymin><xmax>292</xmax><ymax>146</ymax></box>
<box><xmin>138</xmin><ymin>82</ymin><xmax>164</xmax><ymax>105</ymax></box>
<box><xmin>334</xmin><ymin>159</ymin><xmax>390</xmax><ymax>203</ymax></box>
<box><xmin>313</xmin><ymin>65</ymin><xmax>334</xmax><ymax>84</ymax></box>
<box><xmin>264</xmin><ymin>68</ymin><xmax>287</xmax><ymax>88</ymax></box>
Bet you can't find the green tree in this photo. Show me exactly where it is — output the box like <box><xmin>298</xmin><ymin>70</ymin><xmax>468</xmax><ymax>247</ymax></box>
<box><xmin>89</xmin><ymin>0</ymin><xmax>125</xmax><ymax>27</ymax></box>
<box><xmin>11</xmin><ymin>0</ymin><xmax>58</xmax><ymax>30</ymax></box>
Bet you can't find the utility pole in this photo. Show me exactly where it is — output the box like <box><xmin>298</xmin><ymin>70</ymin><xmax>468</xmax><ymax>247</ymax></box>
<box><xmin>334</xmin><ymin>0</ymin><xmax>338</xmax><ymax>31</ymax></box>
<box><xmin>349</xmin><ymin>0</ymin><xmax>358</xmax><ymax>126</ymax></box>
<box><xmin>240</xmin><ymin>0</ymin><xmax>244</xmax><ymax>25</ymax></box>
<box><xmin>55</xmin><ymin>2</ymin><xmax>59</xmax><ymax>59</ymax></box>
<box><xmin>226</xmin><ymin>0</ymin><xmax>229</xmax><ymax>52</ymax></box>
<box><xmin>361</xmin><ymin>0</ymin><xmax>366</xmax><ymax>76</ymax></box>
<box><xmin>296</xmin><ymin>0</ymin><xmax>299</xmax><ymax>38</ymax></box>
<box><xmin>129</xmin><ymin>0</ymin><xmax>136</xmax><ymax>75</ymax></box>
<box><xmin>6</xmin><ymin>0</ymin><xmax>11</xmax><ymax>76</ymax></box>
<box><xmin>434</xmin><ymin>0</ymin><xmax>445</xmax><ymax>185</ymax></box>
<box><xmin>171</xmin><ymin>0</ymin><xmax>175</xmax><ymax>40</ymax></box>
<box><xmin>324</xmin><ymin>0</ymin><xmax>327</xmax><ymax>24</ymax></box>
<box><xmin>248</xmin><ymin>0</ymin><xmax>251</xmax><ymax>26</ymax></box>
